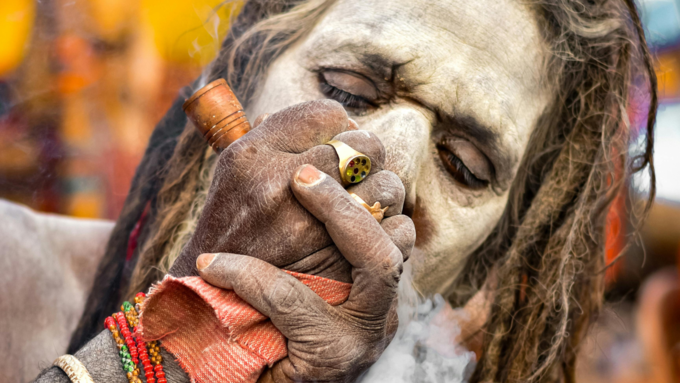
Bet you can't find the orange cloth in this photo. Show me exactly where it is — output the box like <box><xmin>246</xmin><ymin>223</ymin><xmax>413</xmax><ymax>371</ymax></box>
<box><xmin>137</xmin><ymin>272</ymin><xmax>351</xmax><ymax>383</ymax></box>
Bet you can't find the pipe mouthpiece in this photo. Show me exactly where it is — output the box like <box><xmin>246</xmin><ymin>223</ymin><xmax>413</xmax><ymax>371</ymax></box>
<box><xmin>183</xmin><ymin>79</ymin><xmax>251</xmax><ymax>152</ymax></box>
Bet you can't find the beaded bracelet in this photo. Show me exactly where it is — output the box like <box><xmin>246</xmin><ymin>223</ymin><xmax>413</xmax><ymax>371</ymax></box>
<box><xmin>121</xmin><ymin>292</ymin><xmax>167</xmax><ymax>383</ymax></box>
<box><xmin>116</xmin><ymin>312</ymin><xmax>139</xmax><ymax>365</ymax></box>
<box><xmin>105</xmin><ymin>292</ymin><xmax>166</xmax><ymax>383</ymax></box>
<box><xmin>122</xmin><ymin>293</ymin><xmax>167</xmax><ymax>383</ymax></box>
<box><xmin>105</xmin><ymin>316</ymin><xmax>142</xmax><ymax>383</ymax></box>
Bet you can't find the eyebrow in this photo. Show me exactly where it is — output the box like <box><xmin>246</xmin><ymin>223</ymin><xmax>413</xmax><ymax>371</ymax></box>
<box><xmin>312</xmin><ymin>47</ymin><xmax>516</xmax><ymax>183</ymax></box>
<box><xmin>356</xmin><ymin>53</ymin><xmax>394</xmax><ymax>80</ymax></box>
<box><xmin>350</xmin><ymin>51</ymin><xmax>515</xmax><ymax>181</ymax></box>
<box><xmin>311</xmin><ymin>47</ymin><xmax>413</xmax><ymax>89</ymax></box>
<box><xmin>445</xmin><ymin>114</ymin><xmax>498</xmax><ymax>150</ymax></box>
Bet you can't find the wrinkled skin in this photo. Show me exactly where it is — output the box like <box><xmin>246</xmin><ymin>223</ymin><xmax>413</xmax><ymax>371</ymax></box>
<box><xmin>196</xmin><ymin>163</ymin><xmax>415</xmax><ymax>382</ymax></box>
<box><xmin>171</xmin><ymin>100</ymin><xmax>408</xmax><ymax>283</ymax></box>
<box><xmin>20</xmin><ymin>0</ymin><xmax>553</xmax><ymax>380</ymax></box>
<box><xmin>170</xmin><ymin>100</ymin><xmax>416</xmax><ymax>382</ymax></box>
<box><xmin>171</xmin><ymin>0</ymin><xmax>551</xmax><ymax>380</ymax></box>
<box><xmin>248</xmin><ymin>0</ymin><xmax>551</xmax><ymax>294</ymax></box>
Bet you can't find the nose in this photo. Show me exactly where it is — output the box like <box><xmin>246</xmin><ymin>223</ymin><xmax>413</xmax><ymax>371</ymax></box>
<box><xmin>359</xmin><ymin>107</ymin><xmax>432</xmax><ymax>217</ymax></box>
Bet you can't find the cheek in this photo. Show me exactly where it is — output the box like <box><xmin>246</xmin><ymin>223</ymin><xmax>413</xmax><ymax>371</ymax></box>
<box><xmin>409</xmin><ymin>159</ymin><xmax>510</xmax><ymax>294</ymax></box>
<box><xmin>356</xmin><ymin>107</ymin><xmax>511</xmax><ymax>294</ymax></box>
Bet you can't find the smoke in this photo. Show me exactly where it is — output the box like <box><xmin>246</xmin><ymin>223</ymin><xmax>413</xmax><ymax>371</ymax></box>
<box><xmin>359</xmin><ymin>263</ymin><xmax>476</xmax><ymax>383</ymax></box>
<box><xmin>190</xmin><ymin>3</ymin><xmax>224</xmax><ymax>90</ymax></box>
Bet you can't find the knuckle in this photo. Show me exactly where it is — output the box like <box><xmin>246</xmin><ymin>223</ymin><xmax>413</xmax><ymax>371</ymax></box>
<box><xmin>266</xmin><ymin>274</ymin><xmax>304</xmax><ymax>315</ymax></box>
<box><xmin>306</xmin><ymin>99</ymin><xmax>349</xmax><ymax>122</ymax></box>
<box><xmin>218</xmin><ymin>139</ymin><xmax>252</xmax><ymax>178</ymax></box>
<box><xmin>380</xmin><ymin>171</ymin><xmax>406</xmax><ymax>197</ymax></box>
<box><xmin>384</xmin><ymin>215</ymin><xmax>416</xmax><ymax>242</ymax></box>
<box><xmin>220</xmin><ymin>138</ymin><xmax>248</xmax><ymax>163</ymax></box>
<box><xmin>370</xmin><ymin>171</ymin><xmax>406</xmax><ymax>207</ymax></box>
<box><xmin>218</xmin><ymin>137</ymin><xmax>273</xmax><ymax>186</ymax></box>
<box><xmin>382</xmin><ymin>249</ymin><xmax>404</xmax><ymax>286</ymax></box>
<box><xmin>283</xmin><ymin>99</ymin><xmax>349</xmax><ymax>129</ymax></box>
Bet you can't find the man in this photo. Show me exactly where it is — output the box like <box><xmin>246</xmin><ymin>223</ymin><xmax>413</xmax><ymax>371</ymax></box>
<box><xmin>2</xmin><ymin>0</ymin><xmax>657</xmax><ymax>381</ymax></box>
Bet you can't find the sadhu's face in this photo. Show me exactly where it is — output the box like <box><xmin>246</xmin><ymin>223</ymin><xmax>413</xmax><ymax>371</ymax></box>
<box><xmin>246</xmin><ymin>0</ymin><xmax>551</xmax><ymax>295</ymax></box>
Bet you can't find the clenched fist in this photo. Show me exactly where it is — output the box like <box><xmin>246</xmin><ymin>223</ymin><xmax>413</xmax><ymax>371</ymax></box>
<box><xmin>168</xmin><ymin>99</ymin><xmax>415</xmax><ymax>382</ymax></box>
<box><xmin>196</xmin><ymin>162</ymin><xmax>415</xmax><ymax>382</ymax></box>
<box><xmin>170</xmin><ymin>99</ymin><xmax>407</xmax><ymax>282</ymax></box>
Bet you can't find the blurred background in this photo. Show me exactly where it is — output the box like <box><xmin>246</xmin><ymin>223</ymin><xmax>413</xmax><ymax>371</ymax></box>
<box><xmin>0</xmin><ymin>0</ymin><xmax>678</xmax><ymax>382</ymax></box>
<box><xmin>0</xmin><ymin>0</ymin><xmax>241</xmax><ymax>218</ymax></box>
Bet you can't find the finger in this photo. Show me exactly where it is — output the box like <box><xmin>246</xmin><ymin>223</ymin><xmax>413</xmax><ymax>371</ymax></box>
<box><xmin>282</xmin><ymin>245</ymin><xmax>352</xmax><ymax>283</ymax></box>
<box><xmin>380</xmin><ymin>215</ymin><xmax>415</xmax><ymax>262</ymax></box>
<box><xmin>197</xmin><ymin>253</ymin><xmax>330</xmax><ymax>333</ymax></box>
<box><xmin>242</xmin><ymin>100</ymin><xmax>352</xmax><ymax>153</ymax></box>
<box><xmin>347</xmin><ymin>170</ymin><xmax>405</xmax><ymax>217</ymax></box>
<box><xmin>252</xmin><ymin>113</ymin><xmax>269</xmax><ymax>129</ymax></box>
<box><xmin>291</xmin><ymin>165</ymin><xmax>404</xmax><ymax>315</ymax></box>
<box><xmin>297</xmin><ymin>130</ymin><xmax>386</xmax><ymax>186</ymax></box>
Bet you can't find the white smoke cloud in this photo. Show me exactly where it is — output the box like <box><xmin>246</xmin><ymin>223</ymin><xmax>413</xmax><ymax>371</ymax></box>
<box><xmin>359</xmin><ymin>263</ymin><xmax>476</xmax><ymax>383</ymax></box>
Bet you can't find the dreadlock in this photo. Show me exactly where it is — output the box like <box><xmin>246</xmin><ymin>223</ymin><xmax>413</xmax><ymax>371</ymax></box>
<box><xmin>127</xmin><ymin>0</ymin><xmax>337</xmax><ymax>295</ymax></box>
<box><xmin>79</xmin><ymin>0</ymin><xmax>657</xmax><ymax>381</ymax></box>
<box><xmin>449</xmin><ymin>0</ymin><xmax>657</xmax><ymax>381</ymax></box>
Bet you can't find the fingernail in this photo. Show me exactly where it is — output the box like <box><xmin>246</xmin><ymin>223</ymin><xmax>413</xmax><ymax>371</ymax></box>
<box><xmin>348</xmin><ymin>118</ymin><xmax>359</xmax><ymax>130</ymax></box>
<box><xmin>296</xmin><ymin>164</ymin><xmax>322</xmax><ymax>186</ymax></box>
<box><xmin>196</xmin><ymin>253</ymin><xmax>216</xmax><ymax>271</ymax></box>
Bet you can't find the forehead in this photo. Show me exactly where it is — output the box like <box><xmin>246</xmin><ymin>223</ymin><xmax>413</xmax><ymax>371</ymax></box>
<box><xmin>299</xmin><ymin>0</ymin><xmax>549</xmax><ymax>156</ymax></box>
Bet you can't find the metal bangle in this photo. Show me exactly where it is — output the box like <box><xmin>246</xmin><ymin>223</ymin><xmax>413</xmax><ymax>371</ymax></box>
<box><xmin>53</xmin><ymin>355</ymin><xmax>95</xmax><ymax>383</ymax></box>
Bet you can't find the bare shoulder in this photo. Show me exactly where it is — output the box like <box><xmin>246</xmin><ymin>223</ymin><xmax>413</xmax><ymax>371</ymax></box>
<box><xmin>0</xmin><ymin>199</ymin><xmax>114</xmax><ymax>253</ymax></box>
<box><xmin>0</xmin><ymin>199</ymin><xmax>114</xmax><ymax>382</ymax></box>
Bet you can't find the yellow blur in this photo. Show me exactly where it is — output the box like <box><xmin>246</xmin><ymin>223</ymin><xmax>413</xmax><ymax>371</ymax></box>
<box><xmin>141</xmin><ymin>0</ymin><xmax>242</xmax><ymax>65</ymax></box>
<box><xmin>0</xmin><ymin>0</ymin><xmax>35</xmax><ymax>76</ymax></box>
<box><xmin>0</xmin><ymin>0</ymin><xmax>242</xmax><ymax>78</ymax></box>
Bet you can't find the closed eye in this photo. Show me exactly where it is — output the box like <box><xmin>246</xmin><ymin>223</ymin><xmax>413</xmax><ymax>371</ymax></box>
<box><xmin>318</xmin><ymin>71</ymin><xmax>381</xmax><ymax>113</ymax></box>
<box><xmin>319</xmin><ymin>81</ymin><xmax>374</xmax><ymax>110</ymax></box>
<box><xmin>437</xmin><ymin>144</ymin><xmax>489</xmax><ymax>190</ymax></box>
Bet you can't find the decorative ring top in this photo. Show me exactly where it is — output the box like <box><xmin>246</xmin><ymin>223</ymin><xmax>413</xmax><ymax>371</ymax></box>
<box><xmin>326</xmin><ymin>139</ymin><xmax>371</xmax><ymax>186</ymax></box>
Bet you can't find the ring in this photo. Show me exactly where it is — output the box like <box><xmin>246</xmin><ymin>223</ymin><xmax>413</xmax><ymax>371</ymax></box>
<box><xmin>350</xmin><ymin>193</ymin><xmax>389</xmax><ymax>223</ymax></box>
<box><xmin>326</xmin><ymin>140</ymin><xmax>371</xmax><ymax>186</ymax></box>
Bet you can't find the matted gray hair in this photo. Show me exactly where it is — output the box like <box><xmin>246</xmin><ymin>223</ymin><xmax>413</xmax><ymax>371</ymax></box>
<box><xmin>129</xmin><ymin>1</ymin><xmax>657</xmax><ymax>382</ymax></box>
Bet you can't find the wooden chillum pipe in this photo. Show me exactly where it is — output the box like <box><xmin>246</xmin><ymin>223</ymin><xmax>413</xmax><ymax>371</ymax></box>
<box><xmin>183</xmin><ymin>79</ymin><xmax>251</xmax><ymax>152</ymax></box>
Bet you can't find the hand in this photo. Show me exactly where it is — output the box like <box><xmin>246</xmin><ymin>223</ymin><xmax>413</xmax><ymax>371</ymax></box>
<box><xmin>170</xmin><ymin>100</ymin><xmax>405</xmax><ymax>282</ymax></box>
<box><xmin>195</xmin><ymin>164</ymin><xmax>415</xmax><ymax>382</ymax></box>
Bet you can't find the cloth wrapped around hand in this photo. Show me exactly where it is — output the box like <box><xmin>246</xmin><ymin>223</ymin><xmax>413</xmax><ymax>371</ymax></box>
<box><xmin>137</xmin><ymin>272</ymin><xmax>351</xmax><ymax>383</ymax></box>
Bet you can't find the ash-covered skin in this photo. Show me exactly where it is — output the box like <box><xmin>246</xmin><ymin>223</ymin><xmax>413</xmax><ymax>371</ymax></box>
<box><xmin>0</xmin><ymin>200</ymin><xmax>113</xmax><ymax>382</ymax></box>
<box><xmin>23</xmin><ymin>0</ymin><xmax>553</xmax><ymax>381</ymax></box>
<box><xmin>246</xmin><ymin>0</ymin><xmax>551</xmax><ymax>295</ymax></box>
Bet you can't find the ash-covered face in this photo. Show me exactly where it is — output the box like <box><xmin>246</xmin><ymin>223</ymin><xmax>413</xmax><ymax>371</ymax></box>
<box><xmin>246</xmin><ymin>0</ymin><xmax>551</xmax><ymax>295</ymax></box>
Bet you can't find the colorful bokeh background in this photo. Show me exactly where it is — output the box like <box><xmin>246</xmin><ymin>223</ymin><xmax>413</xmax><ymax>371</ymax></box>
<box><xmin>0</xmin><ymin>0</ymin><xmax>241</xmax><ymax>218</ymax></box>
<box><xmin>0</xmin><ymin>1</ymin><xmax>679</xmax><ymax>382</ymax></box>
